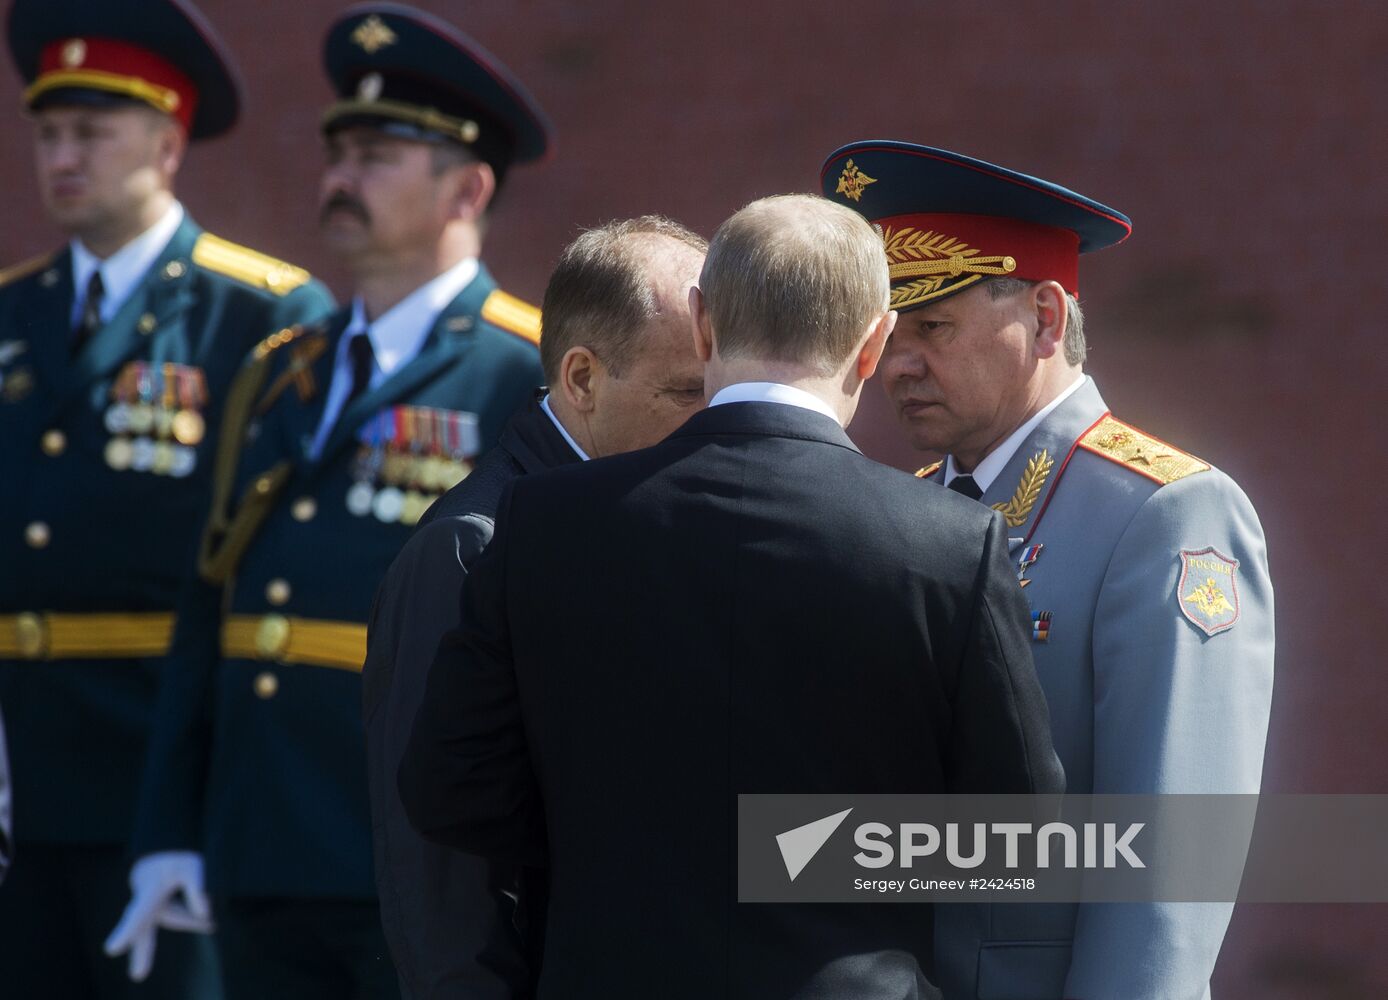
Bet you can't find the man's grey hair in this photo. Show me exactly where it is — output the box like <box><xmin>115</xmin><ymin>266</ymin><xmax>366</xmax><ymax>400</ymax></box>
<box><xmin>986</xmin><ymin>276</ymin><xmax>1087</xmax><ymax>366</ymax></box>
<box><xmin>699</xmin><ymin>194</ymin><xmax>889</xmax><ymax>376</ymax></box>
<box><xmin>539</xmin><ymin>216</ymin><xmax>708</xmax><ymax>384</ymax></box>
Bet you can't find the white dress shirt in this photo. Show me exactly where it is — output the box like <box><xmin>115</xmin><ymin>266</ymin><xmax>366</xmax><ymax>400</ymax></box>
<box><xmin>942</xmin><ymin>373</ymin><xmax>1088</xmax><ymax>492</ymax></box>
<box><xmin>308</xmin><ymin>257</ymin><xmax>479</xmax><ymax>458</ymax></box>
<box><xmin>540</xmin><ymin>394</ymin><xmax>590</xmax><ymax>461</ymax></box>
<box><xmin>707</xmin><ymin>381</ymin><xmax>842</xmax><ymax>424</ymax></box>
<box><xmin>69</xmin><ymin>201</ymin><xmax>185</xmax><ymax>326</ymax></box>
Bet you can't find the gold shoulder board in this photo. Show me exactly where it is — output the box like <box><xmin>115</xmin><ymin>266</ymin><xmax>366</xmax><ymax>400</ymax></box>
<box><xmin>915</xmin><ymin>460</ymin><xmax>943</xmax><ymax>479</ymax></box>
<box><xmin>192</xmin><ymin>233</ymin><xmax>312</xmax><ymax>296</ymax></box>
<box><xmin>1078</xmin><ymin>414</ymin><xmax>1210</xmax><ymax>486</ymax></box>
<box><xmin>480</xmin><ymin>289</ymin><xmax>541</xmax><ymax>345</ymax></box>
<box><xmin>0</xmin><ymin>253</ymin><xmax>53</xmax><ymax>288</ymax></box>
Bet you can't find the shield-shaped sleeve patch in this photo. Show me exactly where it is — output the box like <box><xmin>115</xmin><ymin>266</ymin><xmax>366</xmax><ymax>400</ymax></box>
<box><xmin>1177</xmin><ymin>547</ymin><xmax>1241</xmax><ymax>637</ymax></box>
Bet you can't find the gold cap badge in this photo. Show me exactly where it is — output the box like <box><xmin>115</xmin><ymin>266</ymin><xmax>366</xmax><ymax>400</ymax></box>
<box><xmin>836</xmin><ymin>159</ymin><xmax>877</xmax><ymax>202</ymax></box>
<box><xmin>357</xmin><ymin>72</ymin><xmax>383</xmax><ymax>102</ymax></box>
<box><xmin>61</xmin><ymin>38</ymin><xmax>86</xmax><ymax>68</ymax></box>
<box><xmin>351</xmin><ymin>15</ymin><xmax>398</xmax><ymax>54</ymax></box>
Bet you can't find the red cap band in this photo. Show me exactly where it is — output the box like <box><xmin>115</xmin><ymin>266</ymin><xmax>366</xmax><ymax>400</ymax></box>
<box><xmin>877</xmin><ymin>212</ymin><xmax>1081</xmax><ymax>310</ymax></box>
<box><xmin>27</xmin><ymin>36</ymin><xmax>198</xmax><ymax>131</ymax></box>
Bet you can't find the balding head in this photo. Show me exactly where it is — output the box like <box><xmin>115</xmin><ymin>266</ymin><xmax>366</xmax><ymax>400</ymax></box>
<box><xmin>697</xmin><ymin>194</ymin><xmax>890</xmax><ymax>376</ymax></box>
<box><xmin>542</xmin><ymin>216</ymin><xmax>709</xmax><ymax>458</ymax></box>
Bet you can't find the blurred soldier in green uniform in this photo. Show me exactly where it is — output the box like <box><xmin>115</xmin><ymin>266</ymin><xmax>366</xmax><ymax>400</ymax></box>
<box><xmin>0</xmin><ymin>0</ymin><xmax>332</xmax><ymax>996</ymax></box>
<box><xmin>113</xmin><ymin>4</ymin><xmax>552</xmax><ymax>997</ymax></box>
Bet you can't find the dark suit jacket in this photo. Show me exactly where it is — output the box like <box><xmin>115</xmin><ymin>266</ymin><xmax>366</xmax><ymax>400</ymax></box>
<box><xmin>401</xmin><ymin>401</ymin><xmax>1064</xmax><ymax>1000</ymax></box>
<box><xmin>363</xmin><ymin>396</ymin><xmax>579</xmax><ymax>999</ymax></box>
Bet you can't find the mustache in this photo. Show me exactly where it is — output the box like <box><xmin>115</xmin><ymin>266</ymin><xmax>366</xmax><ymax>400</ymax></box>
<box><xmin>319</xmin><ymin>192</ymin><xmax>370</xmax><ymax>226</ymax></box>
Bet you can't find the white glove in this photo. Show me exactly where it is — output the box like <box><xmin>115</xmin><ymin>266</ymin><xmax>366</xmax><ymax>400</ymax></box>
<box><xmin>103</xmin><ymin>851</ymin><xmax>214</xmax><ymax>982</ymax></box>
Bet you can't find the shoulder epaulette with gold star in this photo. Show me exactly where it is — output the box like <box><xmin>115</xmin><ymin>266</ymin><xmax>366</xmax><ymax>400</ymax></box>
<box><xmin>192</xmin><ymin>233</ymin><xmax>313</xmax><ymax>296</ymax></box>
<box><xmin>1078</xmin><ymin>414</ymin><xmax>1210</xmax><ymax>486</ymax></box>
<box><xmin>914</xmin><ymin>460</ymin><xmax>943</xmax><ymax>479</ymax></box>
<box><xmin>480</xmin><ymin>289</ymin><xmax>541</xmax><ymax>346</ymax></box>
<box><xmin>0</xmin><ymin>253</ymin><xmax>53</xmax><ymax>288</ymax></box>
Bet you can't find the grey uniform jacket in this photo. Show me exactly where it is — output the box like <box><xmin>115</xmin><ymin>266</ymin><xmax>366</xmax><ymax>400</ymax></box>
<box><xmin>929</xmin><ymin>378</ymin><xmax>1274</xmax><ymax>1000</ymax></box>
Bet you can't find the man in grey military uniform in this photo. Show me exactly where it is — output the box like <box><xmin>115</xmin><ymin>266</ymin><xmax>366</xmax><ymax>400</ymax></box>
<box><xmin>822</xmin><ymin>141</ymin><xmax>1274</xmax><ymax>1000</ymax></box>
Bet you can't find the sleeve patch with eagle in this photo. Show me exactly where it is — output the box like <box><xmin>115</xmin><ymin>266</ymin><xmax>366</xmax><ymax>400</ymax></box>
<box><xmin>1177</xmin><ymin>547</ymin><xmax>1241</xmax><ymax>636</ymax></box>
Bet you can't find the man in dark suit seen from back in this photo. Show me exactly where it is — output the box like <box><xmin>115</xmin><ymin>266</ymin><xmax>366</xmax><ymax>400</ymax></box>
<box><xmin>364</xmin><ymin>215</ymin><xmax>708</xmax><ymax>999</ymax></box>
<box><xmin>400</xmin><ymin>193</ymin><xmax>1064</xmax><ymax>1000</ymax></box>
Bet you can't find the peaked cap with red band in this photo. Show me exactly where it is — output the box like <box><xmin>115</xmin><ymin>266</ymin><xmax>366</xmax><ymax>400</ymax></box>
<box><xmin>820</xmin><ymin>140</ymin><xmax>1131</xmax><ymax>312</ymax></box>
<box><xmin>322</xmin><ymin>3</ymin><xmax>553</xmax><ymax>182</ymax></box>
<box><xmin>6</xmin><ymin>0</ymin><xmax>241</xmax><ymax>140</ymax></box>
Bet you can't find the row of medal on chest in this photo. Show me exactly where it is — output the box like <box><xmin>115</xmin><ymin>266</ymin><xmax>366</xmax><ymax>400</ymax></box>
<box><xmin>346</xmin><ymin>405</ymin><xmax>481</xmax><ymax>526</ymax></box>
<box><xmin>99</xmin><ymin>361</ymin><xmax>207</xmax><ymax>477</ymax></box>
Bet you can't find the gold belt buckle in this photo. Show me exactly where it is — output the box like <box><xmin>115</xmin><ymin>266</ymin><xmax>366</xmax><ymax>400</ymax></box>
<box><xmin>15</xmin><ymin>612</ymin><xmax>48</xmax><ymax>659</ymax></box>
<box><xmin>255</xmin><ymin>614</ymin><xmax>291</xmax><ymax>660</ymax></box>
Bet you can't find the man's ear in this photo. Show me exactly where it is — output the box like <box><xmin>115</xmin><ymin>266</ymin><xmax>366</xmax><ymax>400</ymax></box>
<box><xmin>1031</xmin><ymin>281</ymin><xmax>1067</xmax><ymax>360</ymax></box>
<box><xmin>155</xmin><ymin>119</ymin><xmax>187</xmax><ymax>180</ymax></box>
<box><xmin>450</xmin><ymin>160</ymin><xmax>495</xmax><ymax>223</ymax></box>
<box><xmin>689</xmin><ymin>285</ymin><xmax>714</xmax><ymax>363</ymax></box>
<box><xmin>558</xmin><ymin>345</ymin><xmax>601</xmax><ymax>414</ymax></box>
<box><xmin>855</xmin><ymin>309</ymin><xmax>896</xmax><ymax>381</ymax></box>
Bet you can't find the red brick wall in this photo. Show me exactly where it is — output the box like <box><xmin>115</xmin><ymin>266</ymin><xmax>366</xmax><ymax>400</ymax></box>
<box><xmin>3</xmin><ymin>2</ymin><xmax>1384</xmax><ymax>993</ymax></box>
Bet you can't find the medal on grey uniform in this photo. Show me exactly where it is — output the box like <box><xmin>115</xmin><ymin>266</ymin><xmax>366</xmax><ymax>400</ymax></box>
<box><xmin>1017</xmin><ymin>543</ymin><xmax>1044</xmax><ymax>588</ymax></box>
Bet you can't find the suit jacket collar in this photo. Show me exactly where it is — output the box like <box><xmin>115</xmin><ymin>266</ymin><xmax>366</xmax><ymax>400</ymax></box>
<box><xmin>45</xmin><ymin>217</ymin><xmax>203</xmax><ymax>422</ymax></box>
<box><xmin>670</xmin><ymin>400</ymin><xmax>861</xmax><ymax>455</ymax></box>
<box><xmin>501</xmin><ymin>392</ymin><xmax>583</xmax><ymax>474</ymax></box>
<box><xmin>310</xmin><ymin>264</ymin><xmax>499</xmax><ymax>470</ymax></box>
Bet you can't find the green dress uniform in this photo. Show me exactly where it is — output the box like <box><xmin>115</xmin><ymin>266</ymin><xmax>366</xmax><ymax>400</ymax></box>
<box><xmin>0</xmin><ymin>221</ymin><xmax>333</xmax><ymax>996</ymax></box>
<box><xmin>124</xmin><ymin>6</ymin><xmax>558</xmax><ymax>997</ymax></box>
<box><xmin>1</xmin><ymin>0</ymin><xmax>336</xmax><ymax>993</ymax></box>
<box><xmin>131</xmin><ymin>272</ymin><xmax>544</xmax><ymax>998</ymax></box>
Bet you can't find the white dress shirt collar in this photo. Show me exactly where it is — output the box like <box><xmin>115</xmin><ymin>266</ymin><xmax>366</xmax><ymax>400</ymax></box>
<box><xmin>540</xmin><ymin>394</ymin><xmax>590</xmax><ymax>461</ymax></box>
<box><xmin>69</xmin><ymin>201</ymin><xmax>185</xmax><ymax>325</ymax></box>
<box><xmin>707</xmin><ymin>381</ymin><xmax>842</xmax><ymax>425</ymax></box>
<box><xmin>345</xmin><ymin>256</ymin><xmax>480</xmax><ymax>378</ymax></box>
<box><xmin>944</xmin><ymin>373</ymin><xmax>1088</xmax><ymax>493</ymax></box>
<box><xmin>308</xmin><ymin>257</ymin><xmax>479</xmax><ymax>459</ymax></box>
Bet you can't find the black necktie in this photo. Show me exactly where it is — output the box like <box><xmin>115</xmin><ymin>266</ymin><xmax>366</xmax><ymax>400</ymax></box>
<box><xmin>72</xmin><ymin>269</ymin><xmax>104</xmax><ymax>355</ymax></box>
<box><xmin>948</xmin><ymin>474</ymin><xmax>983</xmax><ymax>501</ymax></box>
<box><xmin>346</xmin><ymin>332</ymin><xmax>374</xmax><ymax>404</ymax></box>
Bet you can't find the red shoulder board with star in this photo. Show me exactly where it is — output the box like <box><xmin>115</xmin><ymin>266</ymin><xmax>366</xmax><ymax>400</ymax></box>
<box><xmin>1077</xmin><ymin>414</ymin><xmax>1209</xmax><ymax>486</ymax></box>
